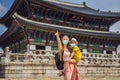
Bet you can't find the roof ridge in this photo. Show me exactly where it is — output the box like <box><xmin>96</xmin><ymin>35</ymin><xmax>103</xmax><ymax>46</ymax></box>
<box><xmin>43</xmin><ymin>0</ymin><xmax>85</xmax><ymax>7</ymax></box>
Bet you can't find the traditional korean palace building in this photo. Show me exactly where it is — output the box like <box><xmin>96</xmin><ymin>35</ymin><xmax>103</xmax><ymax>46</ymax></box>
<box><xmin>0</xmin><ymin>0</ymin><xmax>120</xmax><ymax>54</ymax></box>
<box><xmin>1</xmin><ymin>0</ymin><xmax>120</xmax><ymax>79</ymax></box>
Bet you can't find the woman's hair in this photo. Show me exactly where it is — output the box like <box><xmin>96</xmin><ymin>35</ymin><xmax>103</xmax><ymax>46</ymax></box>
<box><xmin>62</xmin><ymin>35</ymin><xmax>69</xmax><ymax>41</ymax></box>
<box><xmin>68</xmin><ymin>44</ymin><xmax>72</xmax><ymax>53</ymax></box>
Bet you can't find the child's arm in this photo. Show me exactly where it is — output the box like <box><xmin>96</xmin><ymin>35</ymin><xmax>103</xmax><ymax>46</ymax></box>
<box><xmin>69</xmin><ymin>51</ymin><xmax>75</xmax><ymax>59</ymax></box>
<box><xmin>55</xmin><ymin>31</ymin><xmax>63</xmax><ymax>61</ymax></box>
<box><xmin>69</xmin><ymin>51</ymin><xmax>77</xmax><ymax>64</ymax></box>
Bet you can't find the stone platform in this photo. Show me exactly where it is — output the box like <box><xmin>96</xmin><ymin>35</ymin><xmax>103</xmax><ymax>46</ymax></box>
<box><xmin>0</xmin><ymin>48</ymin><xmax>120</xmax><ymax>80</ymax></box>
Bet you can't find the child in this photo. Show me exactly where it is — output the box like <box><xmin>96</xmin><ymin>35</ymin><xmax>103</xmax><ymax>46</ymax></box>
<box><xmin>69</xmin><ymin>38</ymin><xmax>82</xmax><ymax>63</ymax></box>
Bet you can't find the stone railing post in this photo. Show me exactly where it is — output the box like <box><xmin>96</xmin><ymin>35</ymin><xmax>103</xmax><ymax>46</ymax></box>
<box><xmin>5</xmin><ymin>47</ymin><xmax>10</xmax><ymax>57</ymax></box>
<box><xmin>27</xmin><ymin>44</ymin><xmax>30</xmax><ymax>54</ymax></box>
<box><xmin>1</xmin><ymin>47</ymin><xmax>10</xmax><ymax>63</ymax></box>
<box><xmin>24</xmin><ymin>44</ymin><xmax>30</xmax><ymax>62</ymax></box>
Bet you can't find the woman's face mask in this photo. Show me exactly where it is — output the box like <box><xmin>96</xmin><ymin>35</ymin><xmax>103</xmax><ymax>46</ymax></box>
<box><xmin>62</xmin><ymin>40</ymin><xmax>69</xmax><ymax>45</ymax></box>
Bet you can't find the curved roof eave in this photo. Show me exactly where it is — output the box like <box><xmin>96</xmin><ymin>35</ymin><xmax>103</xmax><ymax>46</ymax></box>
<box><xmin>0</xmin><ymin>22</ymin><xmax>18</xmax><ymax>44</ymax></box>
<box><xmin>0</xmin><ymin>0</ymin><xmax>24</xmax><ymax>24</ymax></box>
<box><xmin>14</xmin><ymin>13</ymin><xmax>120</xmax><ymax>39</ymax></box>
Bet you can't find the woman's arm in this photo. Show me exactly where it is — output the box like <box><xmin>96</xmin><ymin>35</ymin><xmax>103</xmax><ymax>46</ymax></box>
<box><xmin>55</xmin><ymin>31</ymin><xmax>63</xmax><ymax>61</ymax></box>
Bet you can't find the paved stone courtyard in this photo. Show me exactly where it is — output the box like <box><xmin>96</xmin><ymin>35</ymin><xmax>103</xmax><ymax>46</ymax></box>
<box><xmin>0</xmin><ymin>77</ymin><xmax>120</xmax><ymax>80</ymax></box>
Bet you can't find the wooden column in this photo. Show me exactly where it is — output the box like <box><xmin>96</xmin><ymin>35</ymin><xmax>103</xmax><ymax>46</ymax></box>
<box><xmin>87</xmin><ymin>42</ymin><xmax>90</xmax><ymax>52</ymax></box>
<box><xmin>18</xmin><ymin>42</ymin><xmax>20</xmax><ymax>52</ymax></box>
<box><xmin>63</xmin><ymin>12</ymin><xmax>69</xmax><ymax>24</ymax></box>
<box><xmin>43</xmin><ymin>7</ymin><xmax>47</xmax><ymax>22</ymax></box>
<box><xmin>103</xmin><ymin>44</ymin><xmax>106</xmax><ymax>52</ymax></box>
<box><xmin>107</xmin><ymin>25</ymin><xmax>109</xmax><ymax>31</ymax></box>
<box><xmin>82</xmin><ymin>17</ymin><xmax>85</xmax><ymax>28</ymax></box>
<box><xmin>11</xmin><ymin>45</ymin><xmax>14</xmax><ymax>53</ymax></box>
<box><xmin>103</xmin><ymin>39</ymin><xmax>107</xmax><ymax>54</ymax></box>
<box><xmin>45</xmin><ymin>32</ymin><xmax>50</xmax><ymax>46</ymax></box>
<box><xmin>98</xmin><ymin>24</ymin><xmax>101</xmax><ymax>31</ymax></box>
<box><xmin>87</xmin><ymin>37</ymin><xmax>92</xmax><ymax>53</ymax></box>
<box><xmin>14</xmin><ymin>44</ymin><xmax>16</xmax><ymax>53</ymax></box>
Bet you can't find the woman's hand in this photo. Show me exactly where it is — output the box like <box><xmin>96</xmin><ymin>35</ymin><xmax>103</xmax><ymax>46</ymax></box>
<box><xmin>55</xmin><ymin>31</ymin><xmax>59</xmax><ymax>37</ymax></box>
<box><xmin>59</xmin><ymin>56</ymin><xmax>62</xmax><ymax>61</ymax></box>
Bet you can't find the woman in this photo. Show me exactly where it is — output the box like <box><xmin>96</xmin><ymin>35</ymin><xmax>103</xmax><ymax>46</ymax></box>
<box><xmin>55</xmin><ymin>31</ymin><xmax>79</xmax><ymax>80</ymax></box>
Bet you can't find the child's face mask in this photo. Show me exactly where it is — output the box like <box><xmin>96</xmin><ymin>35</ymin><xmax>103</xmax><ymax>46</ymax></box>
<box><xmin>70</xmin><ymin>43</ymin><xmax>76</xmax><ymax>48</ymax></box>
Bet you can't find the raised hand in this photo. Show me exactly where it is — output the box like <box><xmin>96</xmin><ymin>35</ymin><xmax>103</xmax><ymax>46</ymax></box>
<box><xmin>55</xmin><ymin>31</ymin><xmax>59</xmax><ymax>37</ymax></box>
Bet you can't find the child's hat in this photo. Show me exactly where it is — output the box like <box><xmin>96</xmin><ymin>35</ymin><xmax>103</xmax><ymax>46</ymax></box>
<box><xmin>71</xmin><ymin>38</ymin><xmax>77</xmax><ymax>42</ymax></box>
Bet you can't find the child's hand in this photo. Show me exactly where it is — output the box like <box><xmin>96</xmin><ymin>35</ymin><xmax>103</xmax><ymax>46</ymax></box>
<box><xmin>55</xmin><ymin>31</ymin><xmax>59</xmax><ymax>36</ymax></box>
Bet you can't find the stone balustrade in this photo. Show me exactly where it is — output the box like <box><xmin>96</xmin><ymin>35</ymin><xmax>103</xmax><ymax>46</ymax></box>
<box><xmin>8</xmin><ymin>50</ymin><xmax>56</xmax><ymax>64</ymax></box>
<box><xmin>80</xmin><ymin>53</ymin><xmax>120</xmax><ymax>67</ymax></box>
<box><xmin>0</xmin><ymin>49</ymin><xmax>120</xmax><ymax>67</ymax></box>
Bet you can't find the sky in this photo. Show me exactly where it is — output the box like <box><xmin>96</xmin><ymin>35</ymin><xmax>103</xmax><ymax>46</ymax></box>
<box><xmin>0</xmin><ymin>0</ymin><xmax>120</xmax><ymax>52</ymax></box>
